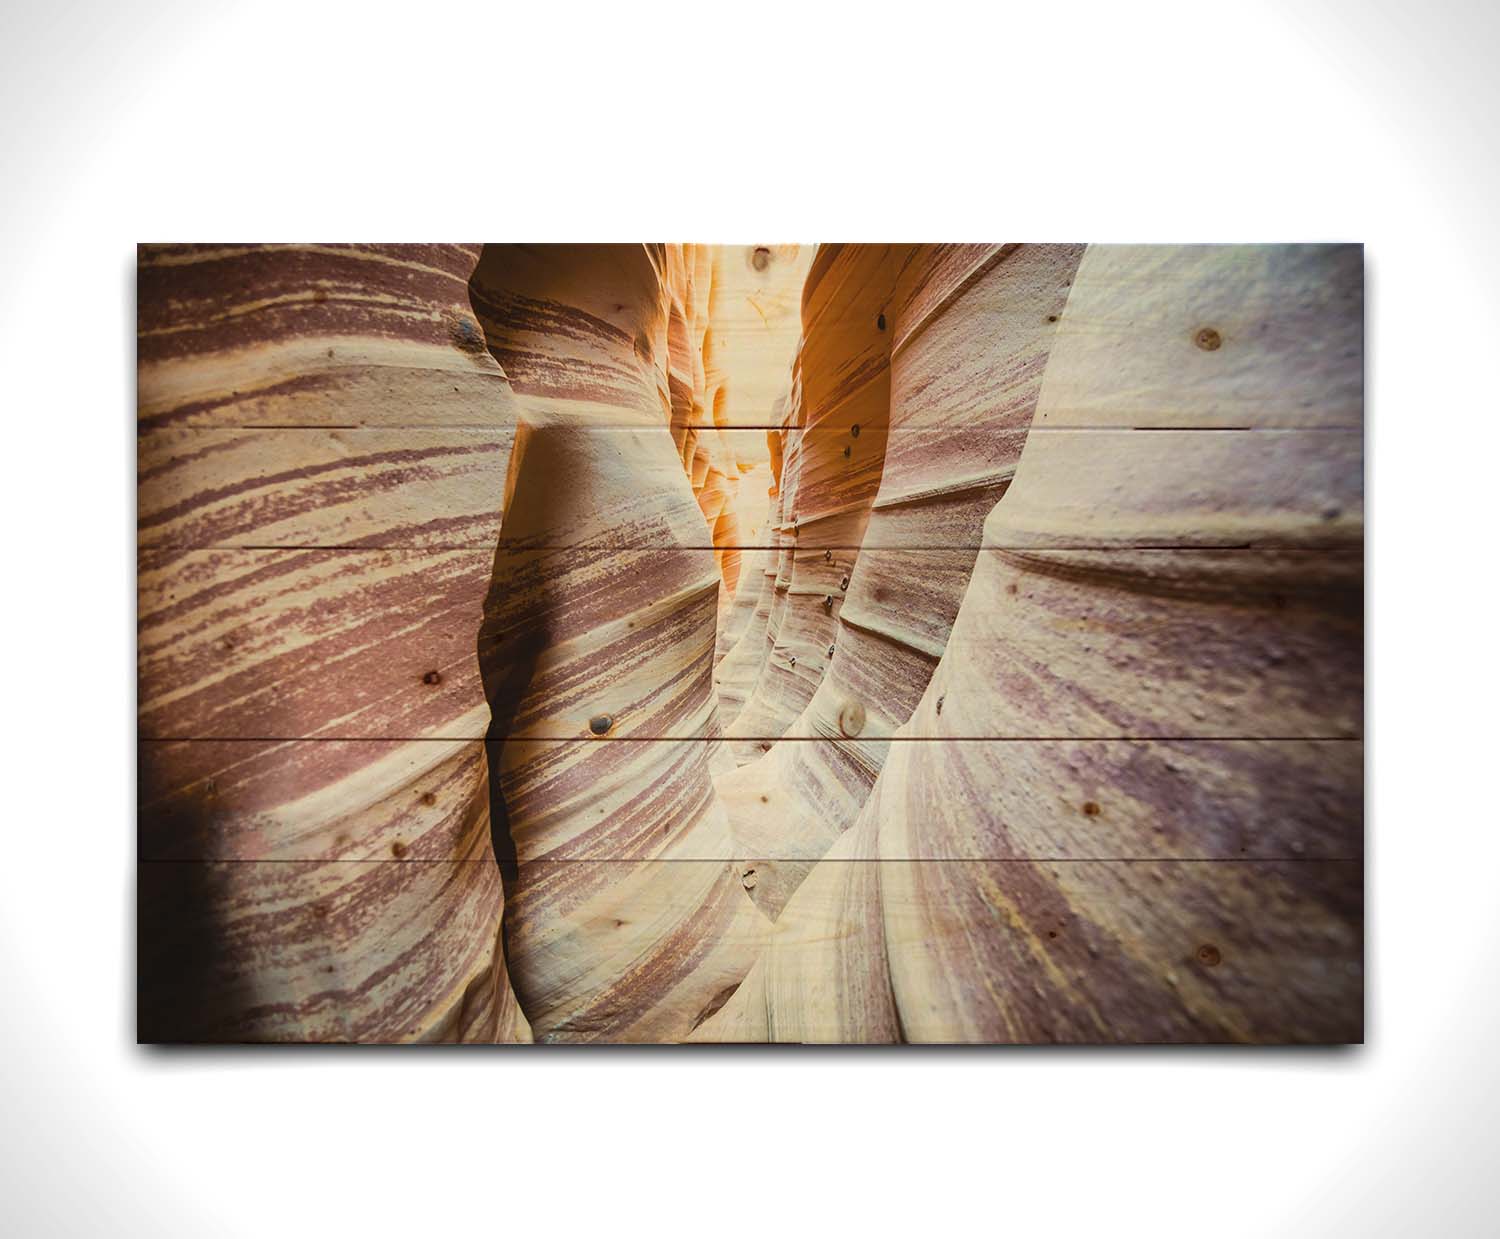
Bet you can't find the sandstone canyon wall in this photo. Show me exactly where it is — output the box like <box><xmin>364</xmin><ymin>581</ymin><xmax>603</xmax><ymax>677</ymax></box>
<box><xmin>137</xmin><ymin>244</ymin><xmax>527</xmax><ymax>1041</ymax></box>
<box><xmin>138</xmin><ymin>242</ymin><xmax>1362</xmax><ymax>1043</ymax></box>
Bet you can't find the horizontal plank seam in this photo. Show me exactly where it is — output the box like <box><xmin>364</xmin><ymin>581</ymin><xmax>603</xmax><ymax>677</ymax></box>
<box><xmin>137</xmin><ymin>734</ymin><xmax>1366</xmax><ymax>743</ymax></box>
<box><xmin>133</xmin><ymin>857</ymin><xmax>1364</xmax><ymax>865</ymax></box>
<box><xmin>136</xmin><ymin>424</ymin><xmax>1364</xmax><ymax>435</ymax></box>
<box><xmin>138</xmin><ymin>543</ymin><xmax>1367</xmax><ymax>554</ymax></box>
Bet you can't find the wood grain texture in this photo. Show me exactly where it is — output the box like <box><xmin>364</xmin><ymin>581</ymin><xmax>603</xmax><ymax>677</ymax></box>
<box><xmin>696</xmin><ymin>242</ymin><xmax>1363</xmax><ymax>1042</ymax></box>
<box><xmin>697</xmin><ymin>854</ymin><xmax>1359</xmax><ymax>1044</ymax></box>
<box><xmin>471</xmin><ymin>245</ymin><xmax>779</xmax><ymax>1041</ymax></box>
<box><xmin>136</xmin><ymin>425</ymin><xmax>795</xmax><ymax>554</ymax></box>
<box><xmin>138</xmin><ymin>242</ymin><xmax>1364</xmax><ymax>1044</ymax></box>
<box><xmin>722</xmin><ymin>244</ymin><xmax>899</xmax><ymax>761</ymax></box>
<box><xmin>138</xmin><ymin>428</ymin><xmax>514</xmax><ymax>549</ymax></box>
<box><xmin>1032</xmin><ymin>244</ymin><xmax>1362</xmax><ymax>429</ymax></box>
<box><xmin>717</xmin><ymin>244</ymin><xmax>1083</xmax><ymax>913</ymax></box>
<box><xmin>715</xmin><ymin>546</ymin><xmax>773</xmax><ymax>665</ymax></box>
<box><xmin>138</xmin><ymin>548</ymin><xmax>493</xmax><ymax>741</ymax></box>
<box><xmin>136</xmin><ymin>241</ymin><xmax>792</xmax><ymax>1041</ymax></box>
<box><xmin>713</xmin><ymin>547</ymin><xmax>779</xmax><ymax>718</ymax></box>
<box><xmin>143</xmin><ymin>736</ymin><xmax>1358</xmax><ymax>863</ymax></box>
<box><xmin>137</xmin><ymin>244</ymin><xmax>527</xmax><ymax>1042</ymax></box>
<box><xmin>137</xmin><ymin>244</ymin><xmax>519</xmax><ymax>431</ymax></box>
<box><xmin>139</xmin><ymin>738</ymin><xmax>490</xmax><ymax>861</ymax></box>
<box><xmin>139</xmin><ymin>858</ymin><xmax>523</xmax><ymax>1043</ymax></box>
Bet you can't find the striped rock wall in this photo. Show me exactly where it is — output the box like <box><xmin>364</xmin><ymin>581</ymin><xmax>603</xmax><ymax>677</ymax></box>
<box><xmin>724</xmin><ymin>246</ymin><xmax>901</xmax><ymax>761</ymax></box>
<box><xmin>697</xmin><ymin>243</ymin><xmax>1363</xmax><ymax>1042</ymax></box>
<box><xmin>712</xmin><ymin>420</ymin><xmax>789</xmax><ymax>716</ymax></box>
<box><xmin>138</xmin><ymin>244</ymin><xmax>528</xmax><ymax>1042</ymax></box>
<box><xmin>468</xmin><ymin>245</ymin><xmax>777</xmax><ymax>1041</ymax></box>
<box><xmin>140</xmin><ymin>242</ymin><xmax>1363</xmax><ymax>1045</ymax></box>
<box><xmin>716</xmin><ymin>244</ymin><xmax>1085</xmax><ymax>917</ymax></box>
<box><xmin>138</xmin><ymin>243</ymin><xmax>789</xmax><ymax>1041</ymax></box>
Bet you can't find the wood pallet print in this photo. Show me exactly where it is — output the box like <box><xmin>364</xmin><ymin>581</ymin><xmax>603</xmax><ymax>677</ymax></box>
<box><xmin>136</xmin><ymin>242</ymin><xmax>1364</xmax><ymax>1044</ymax></box>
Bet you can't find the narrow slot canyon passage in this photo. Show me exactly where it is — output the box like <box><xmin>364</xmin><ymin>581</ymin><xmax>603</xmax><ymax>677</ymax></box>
<box><xmin>136</xmin><ymin>242</ymin><xmax>1363</xmax><ymax>1045</ymax></box>
<box><xmin>465</xmin><ymin>243</ymin><xmax>1363</xmax><ymax>1044</ymax></box>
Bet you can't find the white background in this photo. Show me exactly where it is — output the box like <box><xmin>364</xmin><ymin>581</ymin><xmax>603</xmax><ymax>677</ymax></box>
<box><xmin>0</xmin><ymin>0</ymin><xmax>1494</xmax><ymax>1234</ymax></box>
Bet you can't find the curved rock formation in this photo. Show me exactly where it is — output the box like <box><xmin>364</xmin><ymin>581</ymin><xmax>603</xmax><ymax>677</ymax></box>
<box><xmin>725</xmin><ymin>246</ymin><xmax>900</xmax><ymax>757</ymax></box>
<box><xmin>718</xmin><ymin>244</ymin><xmax>1085</xmax><ymax>915</ymax></box>
<box><xmin>139</xmin><ymin>242</ymin><xmax>1362</xmax><ymax>1045</ymax></box>
<box><xmin>137</xmin><ymin>243</ymin><xmax>528</xmax><ymax>1042</ymax></box>
<box><xmin>469</xmin><ymin>244</ymin><xmax>780</xmax><ymax>1041</ymax></box>
<box><xmin>699</xmin><ymin>243</ymin><xmax>1363</xmax><ymax>1042</ymax></box>
<box><xmin>712</xmin><ymin>472</ymin><xmax>784</xmax><ymax>717</ymax></box>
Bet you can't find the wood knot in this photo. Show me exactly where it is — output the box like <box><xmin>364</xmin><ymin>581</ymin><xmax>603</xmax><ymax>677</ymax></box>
<box><xmin>1193</xmin><ymin>326</ymin><xmax>1222</xmax><ymax>351</ymax></box>
<box><xmin>850</xmin><ymin>423</ymin><xmax>860</xmax><ymax>438</ymax></box>
<box><xmin>422</xmin><ymin>670</ymin><xmax>442</xmax><ymax>685</ymax></box>
<box><xmin>838</xmin><ymin>700</ymin><xmax>866</xmax><ymax>738</ymax></box>
<box><xmin>390</xmin><ymin>841</ymin><xmax>408</xmax><ymax>859</ymax></box>
<box><xmin>839</xmin><ymin>576</ymin><xmax>849</xmax><ymax>591</ymax></box>
<box><xmin>1082</xmin><ymin>801</ymin><xmax>1102</xmax><ymax>817</ymax></box>
<box><xmin>588</xmin><ymin>714</ymin><xmax>614</xmax><ymax>736</ymax></box>
<box><xmin>876</xmin><ymin>312</ymin><xmax>887</xmax><ymax>331</ymax></box>
<box><xmin>449</xmin><ymin>316</ymin><xmax>487</xmax><ymax>354</ymax></box>
<box><xmin>823</xmin><ymin>595</ymin><xmax>834</xmax><ymax>611</ymax></box>
<box><xmin>741</xmin><ymin>868</ymin><xmax>758</xmax><ymax>890</ymax></box>
<box><xmin>420</xmin><ymin>792</ymin><xmax>437</xmax><ymax>807</ymax></box>
<box><xmin>750</xmin><ymin>246</ymin><xmax>771</xmax><ymax>272</ymax></box>
<box><xmin>1196</xmin><ymin>943</ymin><xmax>1222</xmax><ymax>967</ymax></box>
